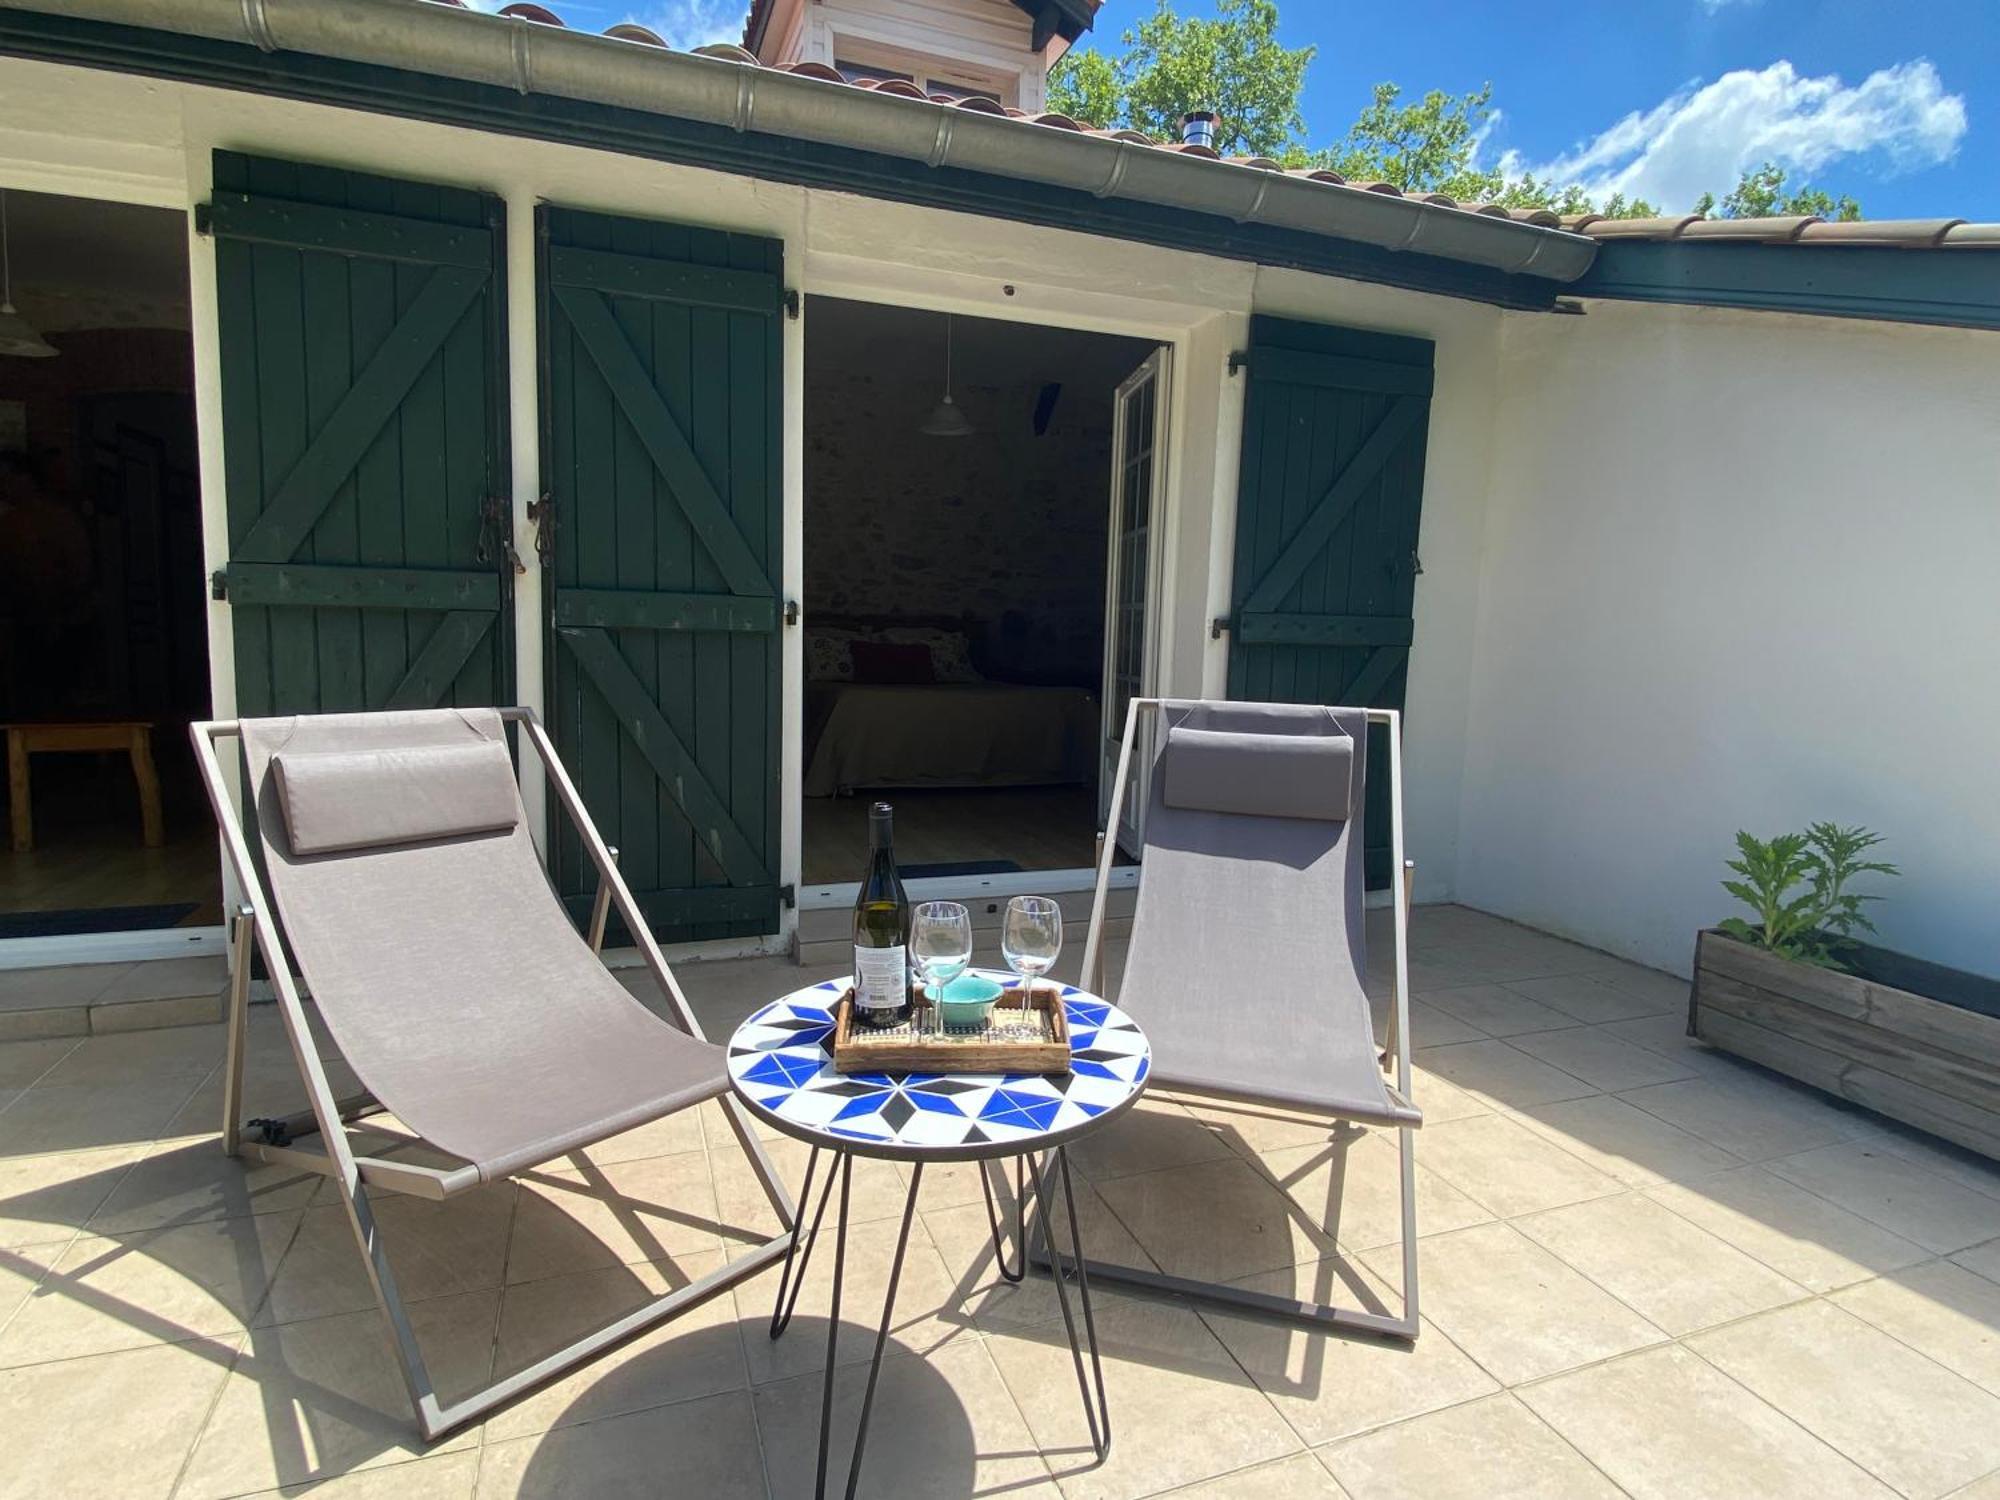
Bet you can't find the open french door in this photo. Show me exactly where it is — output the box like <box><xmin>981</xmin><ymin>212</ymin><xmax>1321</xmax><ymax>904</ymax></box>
<box><xmin>1098</xmin><ymin>347</ymin><xmax>1170</xmax><ymax>856</ymax></box>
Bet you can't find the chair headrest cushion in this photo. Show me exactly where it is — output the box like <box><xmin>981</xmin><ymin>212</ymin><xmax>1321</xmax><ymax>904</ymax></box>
<box><xmin>1161</xmin><ymin>724</ymin><xmax>1354</xmax><ymax>822</ymax></box>
<box><xmin>273</xmin><ymin>739</ymin><xmax>521</xmax><ymax>855</ymax></box>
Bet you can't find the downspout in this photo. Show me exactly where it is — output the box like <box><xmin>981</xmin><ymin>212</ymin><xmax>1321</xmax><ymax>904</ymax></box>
<box><xmin>18</xmin><ymin>0</ymin><xmax>1598</xmax><ymax>281</ymax></box>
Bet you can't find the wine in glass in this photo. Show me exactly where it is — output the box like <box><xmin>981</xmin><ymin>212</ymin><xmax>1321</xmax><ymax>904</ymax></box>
<box><xmin>1001</xmin><ymin>895</ymin><xmax>1062</xmax><ymax>1011</ymax></box>
<box><xmin>912</xmin><ymin>901</ymin><xmax>973</xmax><ymax>1031</ymax></box>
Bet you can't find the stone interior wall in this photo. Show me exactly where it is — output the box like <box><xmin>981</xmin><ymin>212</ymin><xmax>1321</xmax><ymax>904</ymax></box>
<box><xmin>804</xmin><ymin>312</ymin><xmax>1131</xmax><ymax>688</ymax></box>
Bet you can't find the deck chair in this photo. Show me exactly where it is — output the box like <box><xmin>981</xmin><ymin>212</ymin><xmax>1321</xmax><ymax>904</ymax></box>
<box><xmin>190</xmin><ymin>706</ymin><xmax>796</xmax><ymax>1438</ymax></box>
<box><xmin>1070</xmin><ymin>698</ymin><xmax>1421</xmax><ymax>1340</ymax></box>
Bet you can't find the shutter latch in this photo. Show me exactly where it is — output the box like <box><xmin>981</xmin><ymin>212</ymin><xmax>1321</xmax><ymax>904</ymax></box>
<box><xmin>211</xmin><ymin>569</ymin><xmax>228</xmax><ymax>601</ymax></box>
<box><xmin>477</xmin><ymin>495</ymin><xmax>527</xmax><ymax>575</ymax></box>
<box><xmin>1210</xmin><ymin>615</ymin><xmax>1231</xmax><ymax>640</ymax></box>
<box><xmin>526</xmin><ymin>494</ymin><xmax>556</xmax><ymax>565</ymax></box>
<box><xmin>784</xmin><ymin>599</ymin><xmax>800</xmax><ymax>627</ymax></box>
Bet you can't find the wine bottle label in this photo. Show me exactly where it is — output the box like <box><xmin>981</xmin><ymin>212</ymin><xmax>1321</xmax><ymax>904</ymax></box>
<box><xmin>854</xmin><ymin>944</ymin><xmax>908</xmax><ymax>1015</ymax></box>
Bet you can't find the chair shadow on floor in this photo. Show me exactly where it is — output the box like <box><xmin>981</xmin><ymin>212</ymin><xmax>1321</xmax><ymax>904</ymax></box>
<box><xmin>0</xmin><ymin>1123</ymin><xmax>1006</xmax><ymax>1496</ymax></box>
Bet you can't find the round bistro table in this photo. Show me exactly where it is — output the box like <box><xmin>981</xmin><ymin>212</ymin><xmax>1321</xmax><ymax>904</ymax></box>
<box><xmin>727</xmin><ymin>971</ymin><xmax>1152</xmax><ymax>1499</ymax></box>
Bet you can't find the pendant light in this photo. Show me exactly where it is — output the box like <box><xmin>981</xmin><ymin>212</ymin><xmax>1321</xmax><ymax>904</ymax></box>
<box><xmin>919</xmin><ymin>313</ymin><xmax>972</xmax><ymax>437</ymax></box>
<box><xmin>0</xmin><ymin>190</ymin><xmax>55</xmax><ymax>359</ymax></box>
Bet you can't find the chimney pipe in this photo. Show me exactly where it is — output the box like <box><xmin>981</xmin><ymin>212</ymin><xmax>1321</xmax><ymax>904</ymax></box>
<box><xmin>1180</xmin><ymin>110</ymin><xmax>1217</xmax><ymax>150</ymax></box>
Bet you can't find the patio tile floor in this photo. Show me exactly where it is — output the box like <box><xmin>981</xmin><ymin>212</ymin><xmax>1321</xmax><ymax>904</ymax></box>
<box><xmin>0</xmin><ymin>904</ymin><xmax>1996</xmax><ymax>1497</ymax></box>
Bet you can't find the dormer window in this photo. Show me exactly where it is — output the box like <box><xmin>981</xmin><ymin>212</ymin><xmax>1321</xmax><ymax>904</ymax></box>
<box><xmin>751</xmin><ymin>0</ymin><xmax>1078</xmax><ymax>113</ymax></box>
<box><xmin>834</xmin><ymin>45</ymin><xmax>1013</xmax><ymax>107</ymax></box>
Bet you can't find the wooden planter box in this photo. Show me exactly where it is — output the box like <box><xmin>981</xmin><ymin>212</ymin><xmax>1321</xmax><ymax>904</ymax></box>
<box><xmin>1690</xmin><ymin>929</ymin><xmax>2000</xmax><ymax>1162</ymax></box>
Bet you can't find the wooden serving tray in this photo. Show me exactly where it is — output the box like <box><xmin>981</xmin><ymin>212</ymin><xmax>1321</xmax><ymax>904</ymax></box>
<box><xmin>831</xmin><ymin>983</ymin><xmax>1070</xmax><ymax>1075</ymax></box>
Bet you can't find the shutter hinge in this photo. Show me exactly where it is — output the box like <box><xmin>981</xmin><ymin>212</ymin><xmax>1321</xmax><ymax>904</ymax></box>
<box><xmin>779</xmin><ymin>883</ymin><xmax>796</xmax><ymax>909</ymax></box>
<box><xmin>1227</xmin><ymin>349</ymin><xmax>1249</xmax><ymax>375</ymax></box>
<box><xmin>783</xmin><ymin>289</ymin><xmax>800</xmax><ymax>320</ymax></box>
<box><xmin>211</xmin><ymin>568</ymin><xmax>228</xmax><ymax>601</ymax></box>
<box><xmin>193</xmin><ymin>202</ymin><xmax>214</xmax><ymax>237</ymax></box>
<box><xmin>1210</xmin><ymin>615</ymin><xmax>1231</xmax><ymax>640</ymax></box>
<box><xmin>783</xmin><ymin>599</ymin><xmax>800</xmax><ymax>627</ymax></box>
<box><xmin>1410</xmin><ymin>550</ymin><xmax>1425</xmax><ymax>576</ymax></box>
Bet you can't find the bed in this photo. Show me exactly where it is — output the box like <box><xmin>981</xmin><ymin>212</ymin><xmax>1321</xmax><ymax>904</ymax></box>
<box><xmin>802</xmin><ymin>620</ymin><xmax>1097</xmax><ymax>797</ymax></box>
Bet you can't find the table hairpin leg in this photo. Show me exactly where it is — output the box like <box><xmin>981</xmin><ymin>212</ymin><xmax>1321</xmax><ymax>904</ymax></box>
<box><xmin>979</xmin><ymin>1152</ymin><xmax>1031</xmax><ymax>1283</ymax></box>
<box><xmin>771</xmin><ymin>1145</ymin><xmax>837</xmax><ymax>1339</ymax></box>
<box><xmin>837</xmin><ymin>1160</ymin><xmax>925</xmax><ymax>1500</ymax></box>
<box><xmin>812</xmin><ymin>1151</ymin><xmax>854</xmax><ymax>1500</ymax></box>
<box><xmin>1029</xmin><ymin>1145</ymin><xmax>1111</xmax><ymax>1462</ymax></box>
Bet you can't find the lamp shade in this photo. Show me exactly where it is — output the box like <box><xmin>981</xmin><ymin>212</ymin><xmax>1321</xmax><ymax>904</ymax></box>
<box><xmin>920</xmin><ymin>393</ymin><xmax>973</xmax><ymax>438</ymax></box>
<box><xmin>0</xmin><ymin>303</ymin><xmax>54</xmax><ymax>359</ymax></box>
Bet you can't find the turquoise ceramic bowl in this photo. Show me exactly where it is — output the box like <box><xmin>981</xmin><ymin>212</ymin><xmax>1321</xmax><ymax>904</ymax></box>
<box><xmin>929</xmin><ymin>973</ymin><xmax>1003</xmax><ymax>1027</ymax></box>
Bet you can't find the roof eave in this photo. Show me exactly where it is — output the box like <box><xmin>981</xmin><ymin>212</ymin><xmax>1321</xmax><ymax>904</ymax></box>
<box><xmin>5</xmin><ymin>0</ymin><xmax>1594</xmax><ymax>289</ymax></box>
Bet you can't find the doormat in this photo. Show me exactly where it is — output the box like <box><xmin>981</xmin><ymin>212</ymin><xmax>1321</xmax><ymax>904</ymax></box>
<box><xmin>898</xmin><ymin>860</ymin><xmax>1023</xmax><ymax>880</ymax></box>
<box><xmin>0</xmin><ymin>903</ymin><xmax>201</xmax><ymax>939</ymax></box>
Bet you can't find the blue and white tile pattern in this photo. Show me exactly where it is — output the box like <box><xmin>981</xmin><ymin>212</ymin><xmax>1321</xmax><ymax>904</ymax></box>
<box><xmin>727</xmin><ymin>973</ymin><xmax>1151</xmax><ymax>1159</ymax></box>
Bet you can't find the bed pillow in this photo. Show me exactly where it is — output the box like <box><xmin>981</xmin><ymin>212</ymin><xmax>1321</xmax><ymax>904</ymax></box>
<box><xmin>805</xmin><ymin>629</ymin><xmax>858</xmax><ymax>682</ymax></box>
<box><xmin>882</xmin><ymin>626</ymin><xmax>982</xmax><ymax>684</ymax></box>
<box><xmin>849</xmin><ymin>639</ymin><xmax>937</xmax><ymax>685</ymax></box>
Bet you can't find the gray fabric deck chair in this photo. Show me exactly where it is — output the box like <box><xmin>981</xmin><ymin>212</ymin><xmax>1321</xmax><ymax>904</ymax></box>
<box><xmin>1071</xmin><ymin>698</ymin><xmax>1421</xmax><ymax>1339</ymax></box>
<box><xmin>190</xmin><ymin>706</ymin><xmax>796</xmax><ymax>1438</ymax></box>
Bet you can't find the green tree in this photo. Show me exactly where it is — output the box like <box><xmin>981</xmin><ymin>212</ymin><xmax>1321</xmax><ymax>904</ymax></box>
<box><xmin>1047</xmin><ymin>46</ymin><xmax>1120</xmax><ymax>129</ymax></box>
<box><xmin>1049</xmin><ymin>0</ymin><xmax>1314</xmax><ymax>156</ymax></box>
<box><xmin>1316</xmin><ymin>82</ymin><xmax>1493</xmax><ymax>191</ymax></box>
<box><xmin>1694</xmin><ymin>161</ymin><xmax>1863</xmax><ymax>221</ymax></box>
<box><xmin>1314</xmin><ymin>83</ymin><xmax>1657</xmax><ymax>216</ymax></box>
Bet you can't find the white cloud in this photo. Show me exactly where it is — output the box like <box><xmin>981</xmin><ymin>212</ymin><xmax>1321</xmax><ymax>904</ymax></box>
<box><xmin>632</xmin><ymin>0</ymin><xmax>745</xmax><ymax>50</ymax></box>
<box><xmin>1499</xmin><ymin>59</ymin><xmax>1967</xmax><ymax>211</ymax></box>
<box><xmin>1698</xmin><ymin>0</ymin><xmax>1760</xmax><ymax>13</ymax></box>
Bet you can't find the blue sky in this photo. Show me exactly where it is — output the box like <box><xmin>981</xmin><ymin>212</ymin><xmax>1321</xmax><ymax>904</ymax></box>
<box><xmin>484</xmin><ymin>0</ymin><xmax>1995</xmax><ymax>218</ymax></box>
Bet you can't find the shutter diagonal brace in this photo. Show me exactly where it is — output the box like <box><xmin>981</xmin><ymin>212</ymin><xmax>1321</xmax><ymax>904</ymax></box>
<box><xmin>1240</xmin><ymin>395</ymin><xmax>1425</xmax><ymax>617</ymax></box>
<box><xmin>555</xmin><ymin>283</ymin><xmax>776</xmax><ymax>601</ymax></box>
<box><xmin>235</xmin><ymin>265</ymin><xmax>486</xmax><ymax>564</ymax></box>
<box><xmin>557</xmin><ymin>626</ymin><xmax>772</xmax><ymax>886</ymax></box>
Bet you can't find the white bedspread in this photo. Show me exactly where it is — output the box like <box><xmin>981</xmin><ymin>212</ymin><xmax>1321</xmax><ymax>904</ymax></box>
<box><xmin>803</xmin><ymin>683</ymin><xmax>1097</xmax><ymax>797</ymax></box>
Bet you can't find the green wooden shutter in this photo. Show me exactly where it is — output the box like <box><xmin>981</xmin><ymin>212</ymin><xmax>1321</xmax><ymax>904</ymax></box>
<box><xmin>1225</xmin><ymin>316</ymin><xmax>1433</xmax><ymax>888</ymax></box>
<box><xmin>538</xmin><ymin>205</ymin><xmax>783</xmax><ymax>944</ymax></box>
<box><xmin>211</xmin><ymin>153</ymin><xmax>511</xmax><ymax>716</ymax></box>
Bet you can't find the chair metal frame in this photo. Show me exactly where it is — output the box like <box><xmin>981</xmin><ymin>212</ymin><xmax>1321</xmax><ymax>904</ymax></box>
<box><xmin>1067</xmin><ymin>697</ymin><xmax>1420</xmax><ymax>1340</ymax></box>
<box><xmin>191</xmin><ymin>706</ymin><xmax>798</xmax><ymax>1438</ymax></box>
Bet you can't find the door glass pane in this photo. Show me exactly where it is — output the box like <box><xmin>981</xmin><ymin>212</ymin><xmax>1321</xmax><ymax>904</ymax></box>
<box><xmin>1110</xmin><ymin>371</ymin><xmax>1155</xmax><ymax>733</ymax></box>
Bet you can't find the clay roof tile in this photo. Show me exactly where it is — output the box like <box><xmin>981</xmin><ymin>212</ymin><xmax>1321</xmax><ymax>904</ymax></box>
<box><xmin>496</xmin><ymin>2</ymin><xmax>564</xmax><ymax>23</ymax></box>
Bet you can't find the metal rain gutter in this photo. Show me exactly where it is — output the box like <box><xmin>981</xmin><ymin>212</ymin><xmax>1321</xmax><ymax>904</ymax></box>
<box><xmin>18</xmin><ymin>0</ymin><xmax>1599</xmax><ymax>283</ymax></box>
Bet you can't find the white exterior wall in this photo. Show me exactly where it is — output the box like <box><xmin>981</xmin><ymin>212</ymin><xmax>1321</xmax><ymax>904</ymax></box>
<box><xmin>1460</xmin><ymin>301</ymin><xmax>2000</xmax><ymax>979</ymax></box>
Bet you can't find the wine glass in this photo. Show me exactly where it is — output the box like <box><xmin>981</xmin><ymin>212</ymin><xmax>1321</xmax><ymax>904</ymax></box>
<box><xmin>912</xmin><ymin>901</ymin><xmax>973</xmax><ymax>1032</ymax></box>
<box><xmin>1001</xmin><ymin>895</ymin><xmax>1062</xmax><ymax>1011</ymax></box>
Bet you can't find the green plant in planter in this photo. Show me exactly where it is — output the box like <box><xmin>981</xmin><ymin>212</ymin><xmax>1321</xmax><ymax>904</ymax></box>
<box><xmin>1719</xmin><ymin>823</ymin><xmax>1898</xmax><ymax>969</ymax></box>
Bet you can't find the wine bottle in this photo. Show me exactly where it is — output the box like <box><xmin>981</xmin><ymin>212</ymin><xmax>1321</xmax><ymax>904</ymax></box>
<box><xmin>852</xmin><ymin>801</ymin><xmax>913</xmax><ymax>1030</ymax></box>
